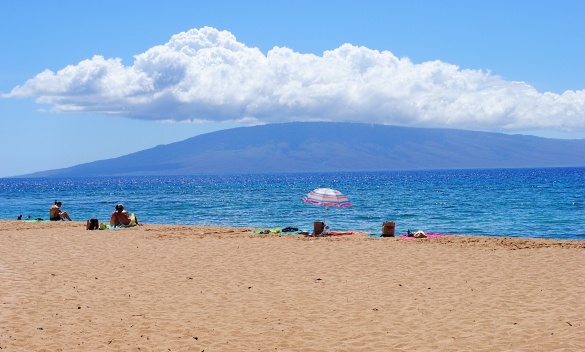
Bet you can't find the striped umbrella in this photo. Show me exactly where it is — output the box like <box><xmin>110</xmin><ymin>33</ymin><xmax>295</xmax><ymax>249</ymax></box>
<box><xmin>302</xmin><ymin>188</ymin><xmax>352</xmax><ymax>224</ymax></box>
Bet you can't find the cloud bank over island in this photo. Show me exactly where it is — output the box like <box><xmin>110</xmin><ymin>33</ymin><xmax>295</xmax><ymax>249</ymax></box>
<box><xmin>5</xmin><ymin>27</ymin><xmax>585</xmax><ymax>133</ymax></box>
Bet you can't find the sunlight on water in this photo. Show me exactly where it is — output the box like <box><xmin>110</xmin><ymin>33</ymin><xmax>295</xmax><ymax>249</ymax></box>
<box><xmin>1</xmin><ymin>168</ymin><xmax>583</xmax><ymax>240</ymax></box>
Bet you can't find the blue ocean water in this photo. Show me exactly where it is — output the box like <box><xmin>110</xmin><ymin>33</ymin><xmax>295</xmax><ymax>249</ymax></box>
<box><xmin>1</xmin><ymin>167</ymin><xmax>584</xmax><ymax>240</ymax></box>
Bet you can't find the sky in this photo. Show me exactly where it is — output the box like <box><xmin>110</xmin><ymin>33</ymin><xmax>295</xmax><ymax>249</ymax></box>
<box><xmin>1</xmin><ymin>0</ymin><xmax>584</xmax><ymax>177</ymax></box>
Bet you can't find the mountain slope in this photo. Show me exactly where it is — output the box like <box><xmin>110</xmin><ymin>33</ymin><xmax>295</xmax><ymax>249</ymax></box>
<box><xmin>21</xmin><ymin>122</ymin><xmax>585</xmax><ymax>177</ymax></box>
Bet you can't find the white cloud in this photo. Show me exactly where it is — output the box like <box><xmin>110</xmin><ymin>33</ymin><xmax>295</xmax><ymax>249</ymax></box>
<box><xmin>5</xmin><ymin>26</ymin><xmax>585</xmax><ymax>132</ymax></box>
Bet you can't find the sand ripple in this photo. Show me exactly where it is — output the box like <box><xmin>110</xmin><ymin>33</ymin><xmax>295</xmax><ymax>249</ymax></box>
<box><xmin>1</xmin><ymin>221</ymin><xmax>584</xmax><ymax>351</ymax></box>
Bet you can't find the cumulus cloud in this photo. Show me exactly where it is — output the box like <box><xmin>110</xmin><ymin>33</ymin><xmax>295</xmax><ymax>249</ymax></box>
<box><xmin>5</xmin><ymin>26</ymin><xmax>585</xmax><ymax>132</ymax></box>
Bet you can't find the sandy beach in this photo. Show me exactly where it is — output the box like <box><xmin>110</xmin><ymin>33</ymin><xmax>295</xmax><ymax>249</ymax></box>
<box><xmin>1</xmin><ymin>220</ymin><xmax>584</xmax><ymax>351</ymax></box>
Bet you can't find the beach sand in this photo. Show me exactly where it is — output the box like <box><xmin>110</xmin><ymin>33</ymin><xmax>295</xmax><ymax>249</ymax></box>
<box><xmin>1</xmin><ymin>220</ymin><xmax>584</xmax><ymax>351</ymax></box>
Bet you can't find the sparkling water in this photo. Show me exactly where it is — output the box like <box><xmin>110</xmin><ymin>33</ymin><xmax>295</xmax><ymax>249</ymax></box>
<box><xmin>1</xmin><ymin>167</ymin><xmax>583</xmax><ymax>240</ymax></box>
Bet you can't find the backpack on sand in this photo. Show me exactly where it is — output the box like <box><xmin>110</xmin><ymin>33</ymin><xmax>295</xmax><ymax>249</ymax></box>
<box><xmin>86</xmin><ymin>218</ymin><xmax>99</xmax><ymax>230</ymax></box>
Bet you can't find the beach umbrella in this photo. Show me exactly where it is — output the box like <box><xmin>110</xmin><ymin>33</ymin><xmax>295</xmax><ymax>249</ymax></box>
<box><xmin>302</xmin><ymin>187</ymin><xmax>352</xmax><ymax>224</ymax></box>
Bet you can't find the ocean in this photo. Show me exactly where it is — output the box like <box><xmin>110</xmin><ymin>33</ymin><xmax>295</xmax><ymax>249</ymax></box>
<box><xmin>1</xmin><ymin>167</ymin><xmax>584</xmax><ymax>240</ymax></box>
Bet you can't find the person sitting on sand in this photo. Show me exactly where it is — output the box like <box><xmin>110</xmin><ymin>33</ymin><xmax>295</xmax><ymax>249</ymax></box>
<box><xmin>110</xmin><ymin>204</ymin><xmax>138</xmax><ymax>227</ymax></box>
<box><xmin>49</xmin><ymin>201</ymin><xmax>72</xmax><ymax>221</ymax></box>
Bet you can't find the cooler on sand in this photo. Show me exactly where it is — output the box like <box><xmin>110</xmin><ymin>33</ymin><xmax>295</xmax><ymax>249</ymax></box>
<box><xmin>382</xmin><ymin>222</ymin><xmax>395</xmax><ymax>237</ymax></box>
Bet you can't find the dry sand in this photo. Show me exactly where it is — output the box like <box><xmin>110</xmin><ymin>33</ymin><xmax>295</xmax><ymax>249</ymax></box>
<box><xmin>1</xmin><ymin>220</ymin><xmax>584</xmax><ymax>351</ymax></box>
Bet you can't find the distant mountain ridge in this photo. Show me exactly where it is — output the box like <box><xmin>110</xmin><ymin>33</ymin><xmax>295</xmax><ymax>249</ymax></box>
<box><xmin>20</xmin><ymin>122</ymin><xmax>585</xmax><ymax>177</ymax></box>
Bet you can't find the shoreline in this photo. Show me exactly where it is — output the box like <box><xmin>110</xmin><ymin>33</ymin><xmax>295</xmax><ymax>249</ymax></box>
<box><xmin>1</xmin><ymin>220</ymin><xmax>584</xmax><ymax>350</ymax></box>
<box><xmin>4</xmin><ymin>220</ymin><xmax>585</xmax><ymax>247</ymax></box>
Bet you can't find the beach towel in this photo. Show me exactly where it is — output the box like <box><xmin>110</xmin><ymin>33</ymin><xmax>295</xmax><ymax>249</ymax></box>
<box><xmin>369</xmin><ymin>232</ymin><xmax>453</xmax><ymax>238</ymax></box>
<box><xmin>101</xmin><ymin>224</ymin><xmax>137</xmax><ymax>230</ymax></box>
<box><xmin>252</xmin><ymin>228</ymin><xmax>306</xmax><ymax>235</ymax></box>
<box><xmin>252</xmin><ymin>228</ymin><xmax>281</xmax><ymax>234</ymax></box>
<box><xmin>330</xmin><ymin>231</ymin><xmax>355</xmax><ymax>236</ymax></box>
<box><xmin>397</xmin><ymin>233</ymin><xmax>452</xmax><ymax>239</ymax></box>
<box><xmin>307</xmin><ymin>231</ymin><xmax>355</xmax><ymax>237</ymax></box>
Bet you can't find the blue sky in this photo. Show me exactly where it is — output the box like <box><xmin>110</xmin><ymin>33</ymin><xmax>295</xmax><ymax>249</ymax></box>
<box><xmin>1</xmin><ymin>0</ymin><xmax>584</xmax><ymax>177</ymax></box>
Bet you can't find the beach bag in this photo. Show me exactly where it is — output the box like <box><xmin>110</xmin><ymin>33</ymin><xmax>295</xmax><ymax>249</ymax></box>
<box><xmin>86</xmin><ymin>218</ymin><xmax>99</xmax><ymax>230</ymax></box>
